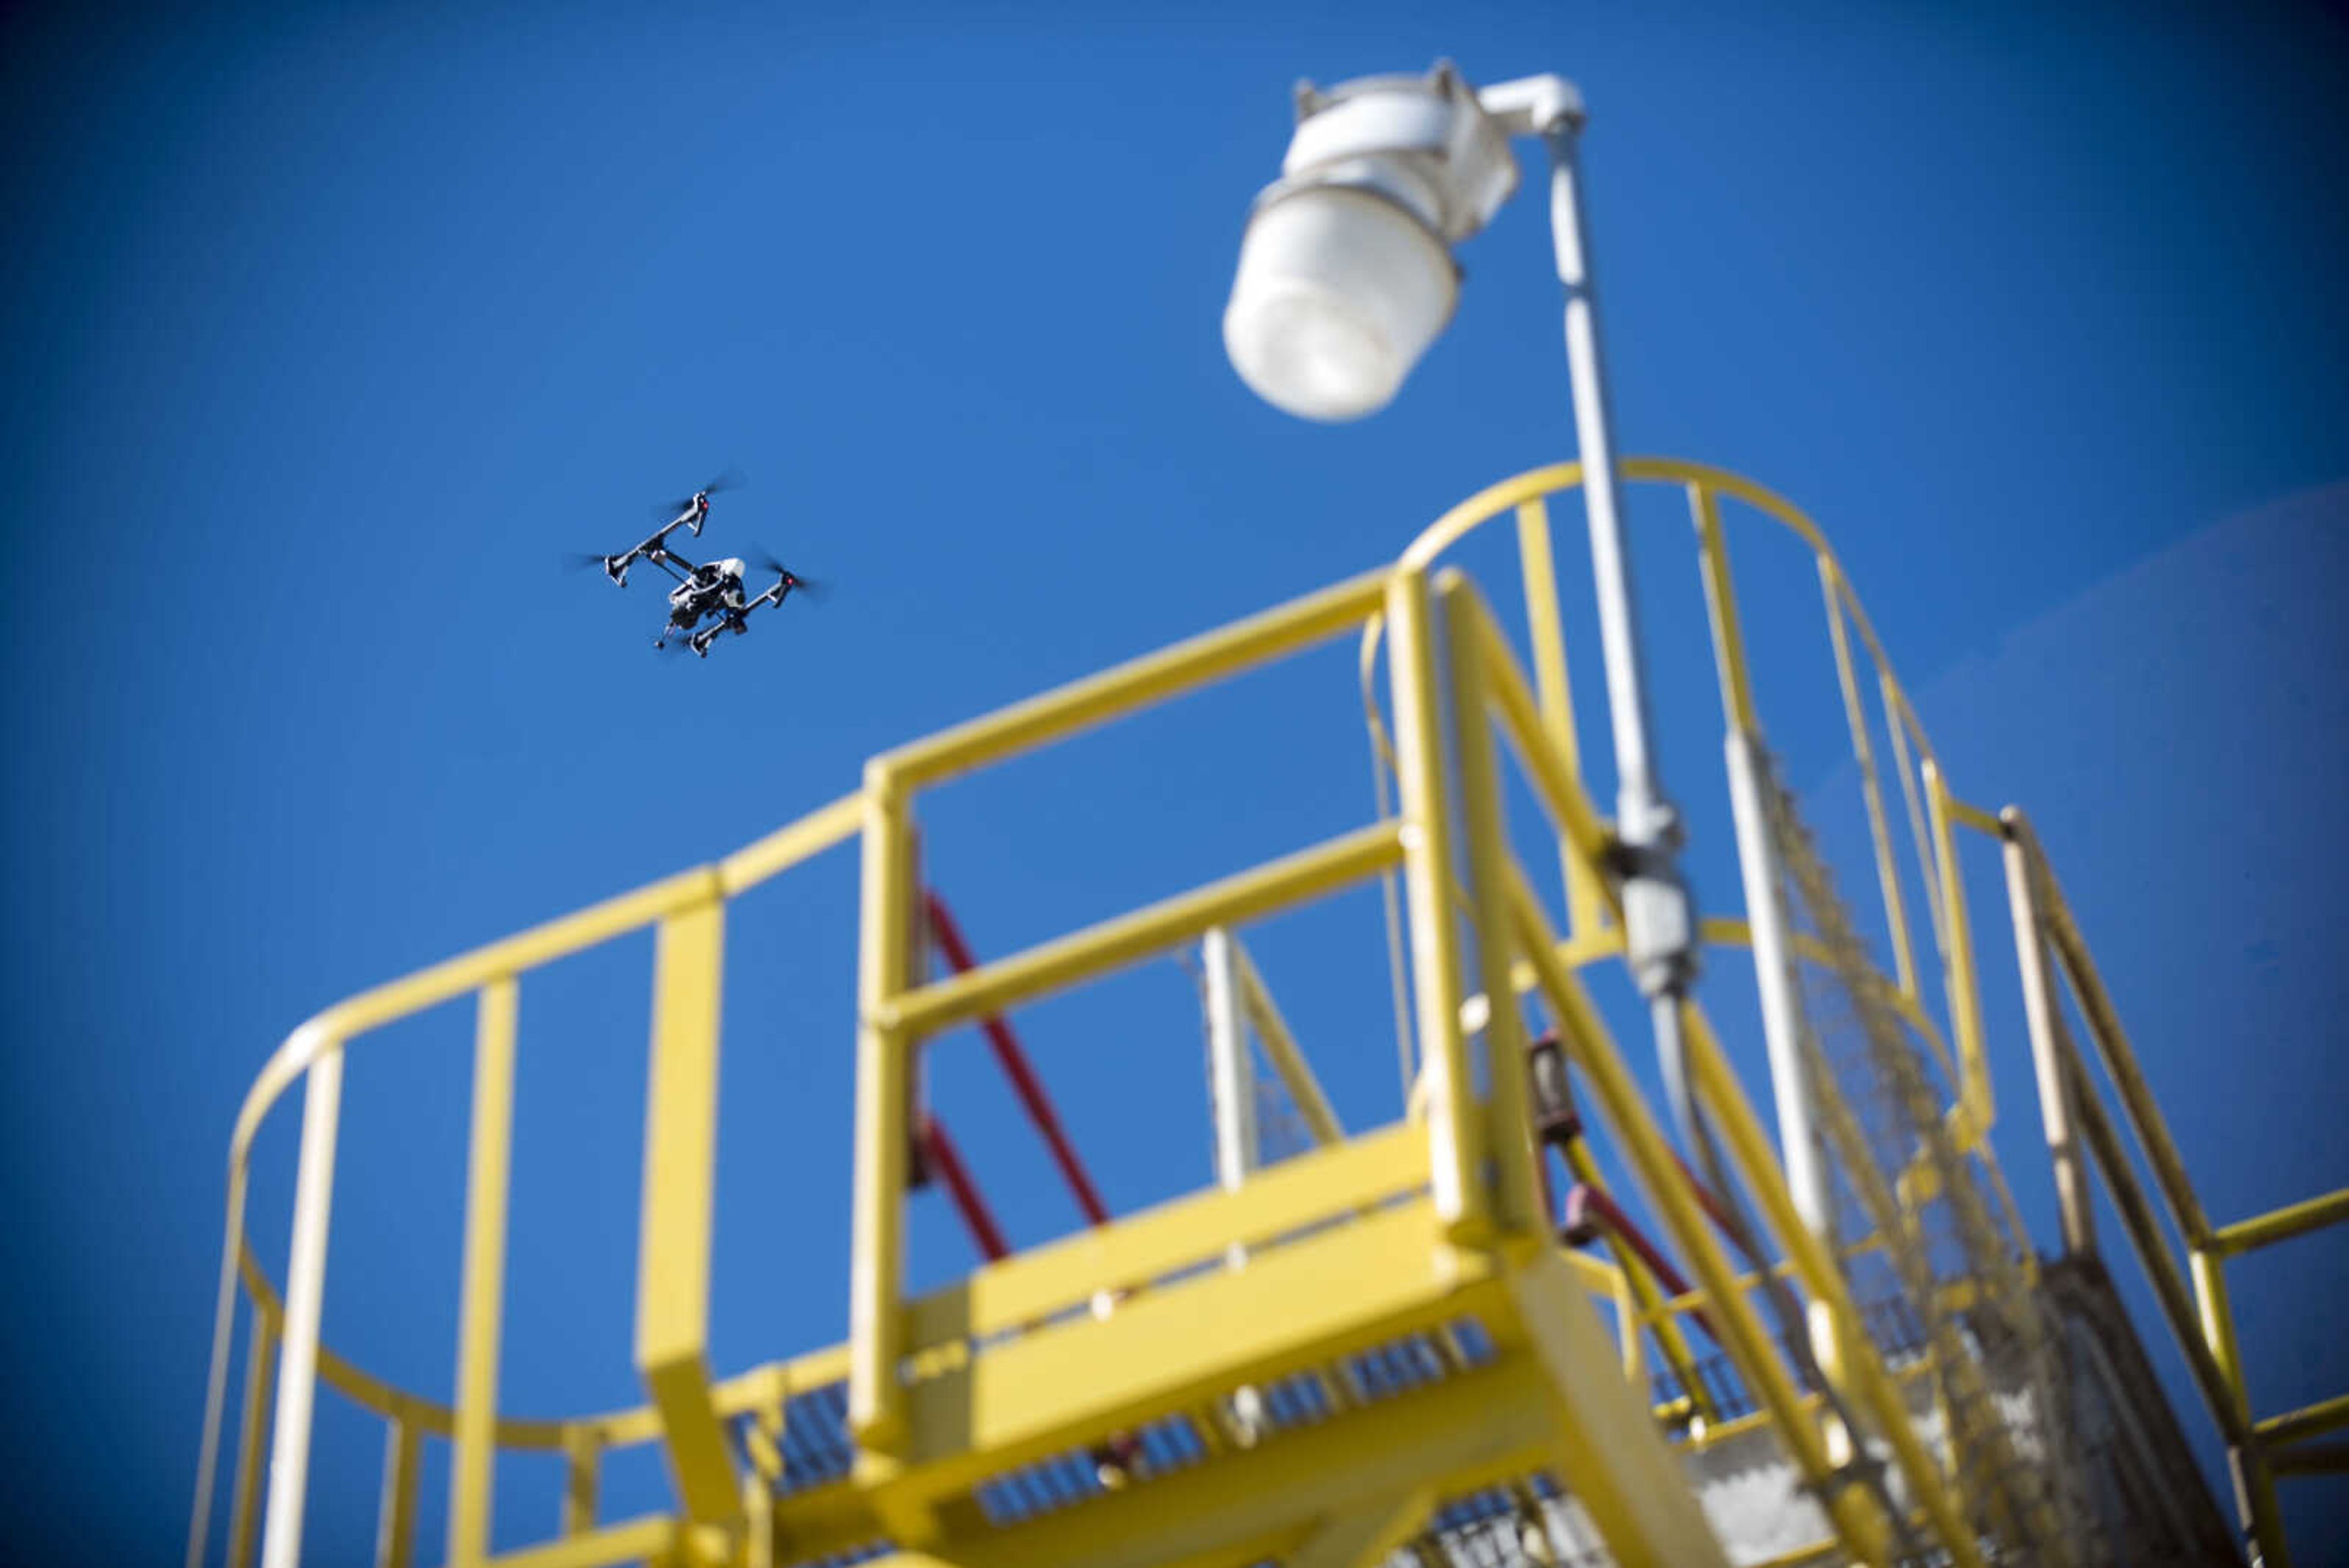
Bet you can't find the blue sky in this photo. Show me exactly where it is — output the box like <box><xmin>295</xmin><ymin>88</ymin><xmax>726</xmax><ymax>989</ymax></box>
<box><xmin>4</xmin><ymin>0</ymin><xmax>2345</xmax><ymax>1559</ymax></box>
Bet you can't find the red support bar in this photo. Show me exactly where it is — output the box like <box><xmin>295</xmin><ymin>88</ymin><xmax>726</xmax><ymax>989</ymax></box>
<box><xmin>919</xmin><ymin>1113</ymin><xmax>1010</xmax><ymax>1263</ymax></box>
<box><xmin>1567</xmin><ymin>1181</ymin><xmax>1720</xmax><ymax>1347</ymax></box>
<box><xmin>1668</xmin><ymin>1148</ymin><xmax>1746</xmax><ymax>1247</ymax></box>
<box><xmin>922</xmin><ymin>890</ymin><xmax>1112</xmax><ymax>1227</ymax></box>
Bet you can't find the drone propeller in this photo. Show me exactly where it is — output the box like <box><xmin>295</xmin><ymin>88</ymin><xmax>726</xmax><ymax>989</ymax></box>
<box><xmin>563</xmin><ymin>551</ymin><xmax>621</xmax><ymax>573</ymax></box>
<box><xmin>750</xmin><ymin>552</ymin><xmax>826</xmax><ymax>602</ymax></box>
<box><xmin>653</xmin><ymin>468</ymin><xmax>745</xmax><ymax>518</ymax></box>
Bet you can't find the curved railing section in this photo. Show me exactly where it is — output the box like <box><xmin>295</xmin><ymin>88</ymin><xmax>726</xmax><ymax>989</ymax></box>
<box><xmin>188</xmin><ymin>798</ymin><xmax>866</xmax><ymax>1568</ymax></box>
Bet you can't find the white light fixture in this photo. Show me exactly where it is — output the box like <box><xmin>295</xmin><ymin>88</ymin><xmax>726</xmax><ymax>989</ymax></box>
<box><xmin>1222</xmin><ymin>62</ymin><xmax>1557</xmax><ymax>422</ymax></box>
<box><xmin>1223</xmin><ymin>186</ymin><xmax>1457</xmax><ymax>422</ymax></box>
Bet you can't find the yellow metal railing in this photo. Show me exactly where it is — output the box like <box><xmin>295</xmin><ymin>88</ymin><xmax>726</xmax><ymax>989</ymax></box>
<box><xmin>845</xmin><ymin>568</ymin><xmax>1409</xmax><ymax>1460</ymax></box>
<box><xmin>831</xmin><ymin>539</ymin><xmax>1980</xmax><ymax>1560</ymax></box>
<box><xmin>1366</xmin><ymin>459</ymin><xmax>1994</xmax><ymax>1139</ymax></box>
<box><xmin>193</xmin><ymin>455</ymin><xmax>2342</xmax><ymax>1568</ymax></box>
<box><xmin>1364</xmin><ymin>456</ymin><xmax>2339</xmax><ymax>1561</ymax></box>
<box><xmin>1434</xmin><ymin>573</ymin><xmax>1978</xmax><ymax>1567</ymax></box>
<box><xmin>835</xmin><ymin>527</ymin><xmax>2021</xmax><ymax>1563</ymax></box>
<box><xmin>189</xmin><ymin>797</ymin><xmax>868</xmax><ymax>1568</ymax></box>
<box><xmin>1557</xmin><ymin>456</ymin><xmax>2336</xmax><ymax>1563</ymax></box>
<box><xmin>2000</xmin><ymin>806</ymin><xmax>2349</xmax><ymax>1566</ymax></box>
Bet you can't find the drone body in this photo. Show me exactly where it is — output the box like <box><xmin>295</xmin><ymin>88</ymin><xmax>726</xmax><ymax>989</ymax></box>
<box><xmin>576</xmin><ymin>474</ymin><xmax>820</xmax><ymax>658</ymax></box>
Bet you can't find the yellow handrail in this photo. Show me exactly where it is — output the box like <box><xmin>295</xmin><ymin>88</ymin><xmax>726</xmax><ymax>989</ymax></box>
<box><xmin>197</xmin><ymin>454</ymin><xmax>2341</xmax><ymax>1568</ymax></box>
<box><xmin>1362</xmin><ymin>456</ymin><xmax>2000</xmax><ymax>1139</ymax></box>
<box><xmin>847</xmin><ymin>563</ymin><xmax>1468</xmax><ymax>1468</ymax></box>
<box><xmin>1998</xmin><ymin>804</ymin><xmax>2348</xmax><ymax>1564</ymax></box>
<box><xmin>190</xmin><ymin>795</ymin><xmax>863</xmax><ymax>1568</ymax></box>
<box><xmin>1445</xmin><ymin>576</ymin><xmax>1989</xmax><ymax>1566</ymax></box>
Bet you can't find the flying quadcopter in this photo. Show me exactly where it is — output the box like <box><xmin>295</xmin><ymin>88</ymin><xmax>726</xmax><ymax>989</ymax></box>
<box><xmin>577</xmin><ymin>473</ymin><xmax>822</xmax><ymax>658</ymax></box>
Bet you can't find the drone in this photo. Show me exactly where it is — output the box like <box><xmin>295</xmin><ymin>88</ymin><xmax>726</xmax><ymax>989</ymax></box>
<box><xmin>576</xmin><ymin>474</ymin><xmax>822</xmax><ymax>658</ymax></box>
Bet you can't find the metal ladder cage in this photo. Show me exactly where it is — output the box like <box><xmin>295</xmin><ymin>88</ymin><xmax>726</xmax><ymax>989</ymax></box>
<box><xmin>189</xmin><ymin>455</ymin><xmax>2348</xmax><ymax>1568</ymax></box>
<box><xmin>1764</xmin><ymin>747</ymin><xmax>2094</xmax><ymax>1566</ymax></box>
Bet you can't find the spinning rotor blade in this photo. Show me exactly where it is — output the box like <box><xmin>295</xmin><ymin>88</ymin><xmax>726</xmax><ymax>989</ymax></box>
<box><xmin>749</xmin><ymin>551</ymin><xmax>826</xmax><ymax>601</ymax></box>
<box><xmin>652</xmin><ymin>467</ymin><xmax>746</xmax><ymax>518</ymax></box>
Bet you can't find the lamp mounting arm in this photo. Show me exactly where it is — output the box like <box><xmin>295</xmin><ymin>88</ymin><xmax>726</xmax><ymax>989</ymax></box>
<box><xmin>1475</xmin><ymin>74</ymin><xmax>1587</xmax><ymax>138</ymax></box>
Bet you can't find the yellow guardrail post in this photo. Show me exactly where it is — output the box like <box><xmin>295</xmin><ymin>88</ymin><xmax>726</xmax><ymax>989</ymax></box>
<box><xmin>452</xmin><ymin>977</ymin><xmax>520</xmax><ymax>1564</ymax></box>
<box><xmin>563</xmin><ymin>1430</ymin><xmax>603</xmax><ymax>1539</ymax></box>
<box><xmin>1512</xmin><ymin>495</ymin><xmax>1604</xmax><ymax>943</ymax></box>
<box><xmin>1611</xmin><ymin>1267</ymin><xmax>1644</xmax><ymax>1386</ymax></box>
<box><xmin>1822</xmin><ymin>560</ymin><xmax>1918</xmax><ymax>1001</ymax></box>
<box><xmin>259</xmin><ymin>1042</ymin><xmax>346</xmax><ymax>1568</ymax></box>
<box><xmin>634</xmin><ymin>897</ymin><xmax>740</xmax><ymax>1527</ymax></box>
<box><xmin>1689</xmin><ymin>485</ymin><xmax>1758</xmax><ymax>735</ymax></box>
<box><xmin>1922</xmin><ymin>760</ymin><xmax>1992</xmax><ymax>1149</ymax></box>
<box><xmin>376</xmin><ymin>1418</ymin><xmax>421</xmax><ymax>1568</ymax></box>
<box><xmin>2191</xmin><ymin>1247</ymin><xmax>2291</xmax><ymax>1568</ymax></box>
<box><xmin>851</xmin><ymin>771</ymin><xmax>913</xmax><ymax>1457</ymax></box>
<box><xmin>1439</xmin><ymin>572</ymin><xmax>1542</xmax><ymax>1241</ymax></box>
<box><xmin>1998</xmin><ymin>809</ymin><xmax>2095</xmax><ymax>1257</ymax></box>
<box><xmin>226</xmin><ymin>1310</ymin><xmax>276</xmax><ymax>1568</ymax></box>
<box><xmin>1384</xmin><ymin>567</ymin><xmax>1488</xmax><ymax>1244</ymax></box>
<box><xmin>1882</xmin><ymin>686</ymin><xmax>1947</xmax><ymax>969</ymax></box>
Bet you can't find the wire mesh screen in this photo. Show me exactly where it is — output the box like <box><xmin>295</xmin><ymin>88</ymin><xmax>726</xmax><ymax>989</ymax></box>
<box><xmin>1250</xmin><ymin>1061</ymin><xmax>1321</xmax><ymax>1167</ymax></box>
<box><xmin>1187</xmin><ymin>944</ymin><xmax>1325</xmax><ymax>1174</ymax></box>
<box><xmin>1760</xmin><ymin>749</ymin><xmax>2099</xmax><ymax>1568</ymax></box>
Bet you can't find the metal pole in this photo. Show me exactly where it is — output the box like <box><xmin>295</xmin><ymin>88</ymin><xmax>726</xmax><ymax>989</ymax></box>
<box><xmin>1203</xmin><ymin>927</ymin><xmax>1260</xmax><ymax>1193</ymax></box>
<box><xmin>1722</xmin><ymin>731</ymin><xmax>1851</xmax><ymax>1389</ymax></box>
<box><xmin>1542</xmin><ymin>119</ymin><xmax>1697</xmax><ymax>1013</ymax></box>
<box><xmin>1723</xmin><ymin>733</ymin><xmax>1834</xmax><ymax>1240</ymax></box>
<box><xmin>1999</xmin><ymin>810</ymin><xmax>2095</xmax><ymax>1257</ymax></box>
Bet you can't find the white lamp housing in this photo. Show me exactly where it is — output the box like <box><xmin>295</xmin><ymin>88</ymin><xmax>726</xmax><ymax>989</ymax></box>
<box><xmin>1224</xmin><ymin>62</ymin><xmax>1521</xmax><ymax>422</ymax></box>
